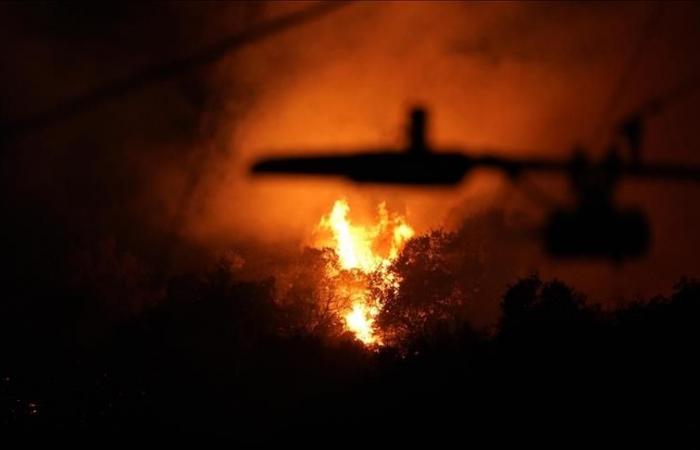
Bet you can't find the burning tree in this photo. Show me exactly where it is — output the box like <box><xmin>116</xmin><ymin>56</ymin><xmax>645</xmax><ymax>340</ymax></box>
<box><xmin>308</xmin><ymin>199</ymin><xmax>414</xmax><ymax>346</ymax></box>
<box><xmin>273</xmin><ymin>199</ymin><xmax>519</xmax><ymax>349</ymax></box>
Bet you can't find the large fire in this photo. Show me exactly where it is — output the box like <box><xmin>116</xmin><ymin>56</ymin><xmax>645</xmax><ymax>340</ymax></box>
<box><xmin>313</xmin><ymin>200</ymin><xmax>414</xmax><ymax>345</ymax></box>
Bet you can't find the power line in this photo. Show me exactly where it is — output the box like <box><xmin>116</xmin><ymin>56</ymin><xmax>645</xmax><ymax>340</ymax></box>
<box><xmin>589</xmin><ymin>1</ymin><xmax>664</xmax><ymax>147</ymax></box>
<box><xmin>4</xmin><ymin>1</ymin><xmax>352</xmax><ymax>141</ymax></box>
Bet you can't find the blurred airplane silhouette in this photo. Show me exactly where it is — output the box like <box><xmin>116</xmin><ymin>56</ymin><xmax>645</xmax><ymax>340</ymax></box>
<box><xmin>251</xmin><ymin>108</ymin><xmax>700</xmax><ymax>260</ymax></box>
<box><xmin>252</xmin><ymin>108</ymin><xmax>700</xmax><ymax>184</ymax></box>
<box><xmin>253</xmin><ymin>109</ymin><xmax>473</xmax><ymax>185</ymax></box>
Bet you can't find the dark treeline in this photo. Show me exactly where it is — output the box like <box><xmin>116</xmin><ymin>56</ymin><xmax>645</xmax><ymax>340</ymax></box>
<box><xmin>2</xmin><ymin>247</ymin><xmax>698</xmax><ymax>445</ymax></box>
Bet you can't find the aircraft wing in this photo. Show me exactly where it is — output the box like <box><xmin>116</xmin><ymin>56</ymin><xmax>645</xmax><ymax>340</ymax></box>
<box><xmin>251</xmin><ymin>151</ymin><xmax>473</xmax><ymax>185</ymax></box>
<box><xmin>252</xmin><ymin>151</ymin><xmax>700</xmax><ymax>185</ymax></box>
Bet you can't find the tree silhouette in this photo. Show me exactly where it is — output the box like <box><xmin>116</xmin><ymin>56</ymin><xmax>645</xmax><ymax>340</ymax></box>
<box><xmin>375</xmin><ymin>230</ymin><xmax>466</xmax><ymax>346</ymax></box>
<box><xmin>274</xmin><ymin>247</ymin><xmax>349</xmax><ymax>338</ymax></box>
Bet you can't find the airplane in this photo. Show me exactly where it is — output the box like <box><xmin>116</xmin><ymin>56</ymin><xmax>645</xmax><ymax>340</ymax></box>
<box><xmin>251</xmin><ymin>108</ymin><xmax>700</xmax><ymax>260</ymax></box>
<box><xmin>252</xmin><ymin>108</ymin><xmax>700</xmax><ymax>185</ymax></box>
<box><xmin>252</xmin><ymin>108</ymin><xmax>566</xmax><ymax>185</ymax></box>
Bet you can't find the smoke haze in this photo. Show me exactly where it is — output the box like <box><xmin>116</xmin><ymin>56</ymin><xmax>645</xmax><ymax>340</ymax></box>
<box><xmin>3</xmin><ymin>1</ymin><xmax>700</xmax><ymax>324</ymax></box>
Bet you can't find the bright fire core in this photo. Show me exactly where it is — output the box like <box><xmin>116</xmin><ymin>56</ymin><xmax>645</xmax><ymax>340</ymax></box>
<box><xmin>314</xmin><ymin>200</ymin><xmax>414</xmax><ymax>346</ymax></box>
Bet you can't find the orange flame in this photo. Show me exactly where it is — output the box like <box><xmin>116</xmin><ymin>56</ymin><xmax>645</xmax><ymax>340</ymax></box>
<box><xmin>314</xmin><ymin>199</ymin><xmax>414</xmax><ymax>345</ymax></box>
